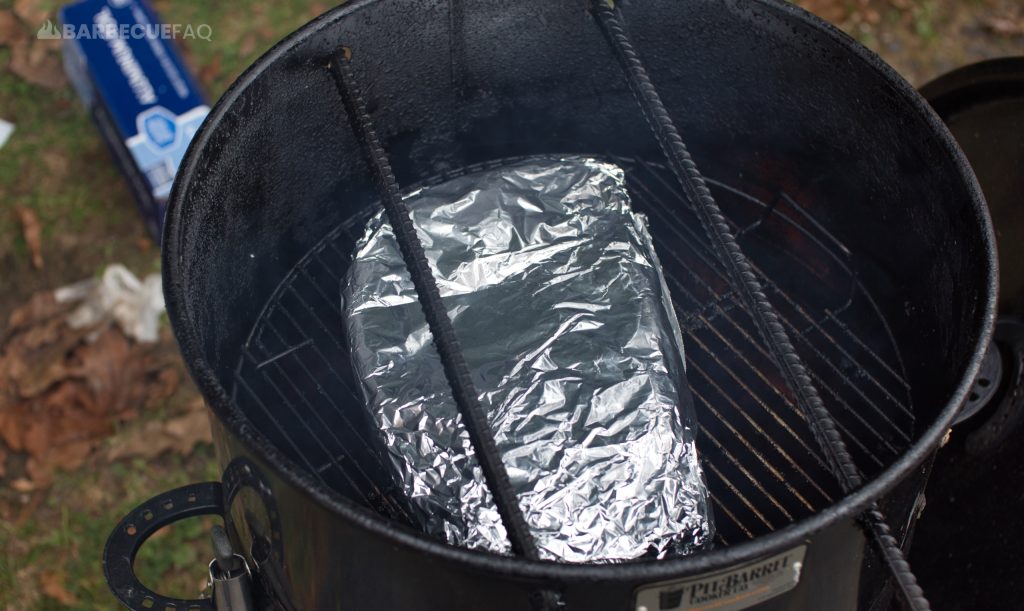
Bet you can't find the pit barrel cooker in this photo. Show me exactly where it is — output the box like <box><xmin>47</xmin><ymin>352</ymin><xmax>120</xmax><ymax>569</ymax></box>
<box><xmin>102</xmin><ymin>1</ymin><xmax>997</xmax><ymax>609</ymax></box>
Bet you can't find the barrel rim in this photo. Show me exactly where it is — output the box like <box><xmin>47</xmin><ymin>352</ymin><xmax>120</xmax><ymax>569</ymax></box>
<box><xmin>162</xmin><ymin>0</ymin><xmax>998</xmax><ymax>584</ymax></box>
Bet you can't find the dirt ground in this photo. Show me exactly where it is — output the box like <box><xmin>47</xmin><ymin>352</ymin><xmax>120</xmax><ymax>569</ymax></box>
<box><xmin>0</xmin><ymin>0</ymin><xmax>1020</xmax><ymax>609</ymax></box>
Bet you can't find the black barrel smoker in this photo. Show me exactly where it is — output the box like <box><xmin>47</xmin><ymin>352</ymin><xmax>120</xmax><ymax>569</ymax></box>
<box><xmin>104</xmin><ymin>1</ymin><xmax>996</xmax><ymax>609</ymax></box>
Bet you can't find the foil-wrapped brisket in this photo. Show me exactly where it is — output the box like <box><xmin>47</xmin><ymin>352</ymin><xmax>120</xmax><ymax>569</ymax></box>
<box><xmin>343</xmin><ymin>157</ymin><xmax>713</xmax><ymax>562</ymax></box>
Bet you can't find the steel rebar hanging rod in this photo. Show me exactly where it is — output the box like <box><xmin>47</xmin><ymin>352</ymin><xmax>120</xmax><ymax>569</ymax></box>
<box><xmin>328</xmin><ymin>48</ymin><xmax>540</xmax><ymax>561</ymax></box>
<box><xmin>591</xmin><ymin>3</ymin><xmax>929</xmax><ymax>609</ymax></box>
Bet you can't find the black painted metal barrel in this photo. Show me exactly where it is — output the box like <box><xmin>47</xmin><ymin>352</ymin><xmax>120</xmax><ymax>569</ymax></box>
<box><xmin>105</xmin><ymin>1</ymin><xmax>996</xmax><ymax>609</ymax></box>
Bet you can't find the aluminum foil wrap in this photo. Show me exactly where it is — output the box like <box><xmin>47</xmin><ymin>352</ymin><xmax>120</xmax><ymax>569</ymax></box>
<box><xmin>343</xmin><ymin>157</ymin><xmax>713</xmax><ymax>562</ymax></box>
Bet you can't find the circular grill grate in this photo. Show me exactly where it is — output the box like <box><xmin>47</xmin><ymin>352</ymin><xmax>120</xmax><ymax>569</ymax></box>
<box><xmin>231</xmin><ymin>157</ymin><xmax>915</xmax><ymax>547</ymax></box>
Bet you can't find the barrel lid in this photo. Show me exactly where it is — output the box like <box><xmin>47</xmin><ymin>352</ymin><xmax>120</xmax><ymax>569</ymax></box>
<box><xmin>922</xmin><ymin>57</ymin><xmax>1024</xmax><ymax>316</ymax></box>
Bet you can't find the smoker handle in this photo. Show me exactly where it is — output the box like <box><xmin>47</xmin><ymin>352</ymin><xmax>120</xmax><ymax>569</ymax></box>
<box><xmin>104</xmin><ymin>482</ymin><xmax>224</xmax><ymax>611</ymax></box>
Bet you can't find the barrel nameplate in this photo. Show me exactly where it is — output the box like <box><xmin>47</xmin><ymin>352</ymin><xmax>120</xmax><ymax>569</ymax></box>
<box><xmin>634</xmin><ymin>545</ymin><xmax>807</xmax><ymax>611</ymax></box>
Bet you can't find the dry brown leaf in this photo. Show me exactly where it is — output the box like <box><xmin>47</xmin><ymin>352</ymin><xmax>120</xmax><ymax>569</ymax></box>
<box><xmin>145</xmin><ymin>368</ymin><xmax>180</xmax><ymax>408</ymax></box>
<box><xmin>986</xmin><ymin>16</ymin><xmax>1023</xmax><ymax>36</ymax></box>
<box><xmin>26</xmin><ymin>440</ymin><xmax>94</xmax><ymax>485</ymax></box>
<box><xmin>0</xmin><ymin>291</ymin><xmax>194</xmax><ymax>491</ymax></box>
<box><xmin>69</xmin><ymin>329</ymin><xmax>167</xmax><ymax>416</ymax></box>
<box><xmin>39</xmin><ymin>571</ymin><xmax>79</xmax><ymax>607</ymax></box>
<box><xmin>185</xmin><ymin>395</ymin><xmax>206</xmax><ymax>412</ymax></box>
<box><xmin>106</xmin><ymin>410</ymin><xmax>211</xmax><ymax>462</ymax></box>
<box><xmin>257</xmin><ymin>24</ymin><xmax>275</xmax><ymax>42</ymax></box>
<box><xmin>21</xmin><ymin>414</ymin><xmax>50</xmax><ymax>457</ymax></box>
<box><xmin>13</xmin><ymin>206</ymin><xmax>43</xmax><ymax>269</ymax></box>
<box><xmin>14</xmin><ymin>489</ymin><xmax>46</xmax><ymax>526</ymax></box>
<box><xmin>41</xmin><ymin>150</ymin><xmax>69</xmax><ymax>181</ymax></box>
<box><xmin>10</xmin><ymin>477</ymin><xmax>35</xmax><ymax>492</ymax></box>
<box><xmin>797</xmin><ymin>0</ymin><xmax>848</xmax><ymax>23</ymax></box>
<box><xmin>13</xmin><ymin>0</ymin><xmax>48</xmax><ymax>26</ymax></box>
<box><xmin>1</xmin><ymin>324</ymin><xmax>93</xmax><ymax>398</ymax></box>
<box><xmin>0</xmin><ymin>408</ymin><xmax>25</xmax><ymax>451</ymax></box>
<box><xmin>18</xmin><ymin>315</ymin><xmax>63</xmax><ymax>351</ymax></box>
<box><xmin>0</xmin><ymin>383</ymin><xmax>106</xmax><ymax>455</ymax></box>
<box><xmin>0</xmin><ymin>9</ymin><xmax>27</xmax><ymax>46</ymax></box>
<box><xmin>238</xmin><ymin>32</ymin><xmax>257</xmax><ymax>57</ymax></box>
<box><xmin>9</xmin><ymin>38</ymin><xmax>67</xmax><ymax>90</ymax></box>
<box><xmin>6</xmin><ymin>290</ymin><xmax>64</xmax><ymax>334</ymax></box>
<box><xmin>308</xmin><ymin>3</ymin><xmax>328</xmax><ymax>18</ymax></box>
<box><xmin>198</xmin><ymin>52</ymin><xmax>222</xmax><ymax>88</ymax></box>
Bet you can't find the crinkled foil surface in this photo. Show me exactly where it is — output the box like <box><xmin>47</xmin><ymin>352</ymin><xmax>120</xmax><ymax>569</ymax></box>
<box><xmin>343</xmin><ymin>157</ymin><xmax>713</xmax><ymax>562</ymax></box>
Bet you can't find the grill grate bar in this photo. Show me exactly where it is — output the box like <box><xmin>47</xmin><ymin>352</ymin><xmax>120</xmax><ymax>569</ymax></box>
<box><xmin>630</xmin><ymin>166</ymin><xmax>911</xmax><ymax>452</ymax></box>
<box><xmin>267</xmin><ymin>304</ymin><xmax>393</xmax><ymax>475</ymax></box>
<box><xmin>684</xmin><ymin>354</ymin><xmax>835</xmax><ymax>503</ymax></box>
<box><xmin>781</xmin><ymin>322</ymin><xmax>909</xmax><ymax>447</ymax></box>
<box><xmin>255</xmin><ymin>339</ymin><xmax>313</xmax><ymax>369</ymax></box>
<box><xmin>256</xmin><ymin>323</ymin><xmax>388</xmax><ymax>485</ymax></box>
<box><xmin>824</xmin><ymin>308</ymin><xmax>913</xmax><ymax>393</ymax></box>
<box><xmin>685</xmin><ymin>323</ymin><xmax>886</xmax><ymax>469</ymax></box>
<box><xmin>632</xmin><ymin>158</ymin><xmax>912</xmax><ymax>390</ymax></box>
<box><xmin>695</xmin><ymin>398</ymin><xmax>796</xmax><ymax>521</ymax></box>
<box><xmin>233</xmin><ymin>372</ymin><xmax>335</xmax><ymax>491</ymax></box>
<box><xmin>692</xmin><ymin>382</ymin><xmax>819</xmax><ymax>511</ymax></box>
<box><xmin>241</xmin><ymin>348</ymin><xmax>373</xmax><ymax>501</ymax></box>
<box><xmin>702</xmin><ymin>455</ymin><xmax>775</xmax><ymax>531</ymax></box>
<box><xmin>708</xmin><ymin>491</ymin><xmax>753</xmax><ymax>541</ymax></box>
<box><xmin>758</xmin><ymin>271</ymin><xmax>915</xmax><ymax>423</ymax></box>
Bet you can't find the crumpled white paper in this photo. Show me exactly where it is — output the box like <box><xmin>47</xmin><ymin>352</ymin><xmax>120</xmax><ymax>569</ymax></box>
<box><xmin>0</xmin><ymin>119</ymin><xmax>14</xmax><ymax>150</ymax></box>
<box><xmin>55</xmin><ymin>264</ymin><xmax>165</xmax><ymax>343</ymax></box>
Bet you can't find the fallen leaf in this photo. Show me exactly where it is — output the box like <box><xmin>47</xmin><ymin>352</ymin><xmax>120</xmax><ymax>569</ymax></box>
<box><xmin>14</xmin><ymin>489</ymin><xmax>46</xmax><ymax>526</ymax></box>
<box><xmin>13</xmin><ymin>206</ymin><xmax>43</xmax><ymax>269</ymax></box>
<box><xmin>1</xmin><ymin>323</ymin><xmax>93</xmax><ymax>398</ymax></box>
<box><xmin>797</xmin><ymin>0</ymin><xmax>848</xmax><ymax>23</ymax></box>
<box><xmin>0</xmin><ymin>9</ymin><xmax>27</xmax><ymax>46</ymax></box>
<box><xmin>185</xmin><ymin>395</ymin><xmax>206</xmax><ymax>412</ymax></box>
<box><xmin>21</xmin><ymin>414</ymin><xmax>50</xmax><ymax>457</ymax></box>
<box><xmin>106</xmin><ymin>410</ymin><xmax>211</xmax><ymax>462</ymax></box>
<box><xmin>986</xmin><ymin>16</ymin><xmax>1023</xmax><ymax>36</ymax></box>
<box><xmin>69</xmin><ymin>329</ymin><xmax>151</xmax><ymax>414</ymax></box>
<box><xmin>8</xmin><ymin>38</ymin><xmax>68</xmax><ymax>90</ymax></box>
<box><xmin>26</xmin><ymin>440</ymin><xmax>94</xmax><ymax>484</ymax></box>
<box><xmin>257</xmin><ymin>24</ymin><xmax>275</xmax><ymax>42</ymax></box>
<box><xmin>1</xmin><ymin>290</ymin><xmax>195</xmax><ymax>492</ymax></box>
<box><xmin>41</xmin><ymin>150</ymin><xmax>69</xmax><ymax>182</ymax></box>
<box><xmin>145</xmin><ymin>367</ymin><xmax>180</xmax><ymax>408</ymax></box>
<box><xmin>198</xmin><ymin>53</ymin><xmax>222</xmax><ymax>88</ymax></box>
<box><xmin>18</xmin><ymin>315</ymin><xmax>63</xmax><ymax>351</ymax></box>
<box><xmin>0</xmin><ymin>408</ymin><xmax>25</xmax><ymax>451</ymax></box>
<box><xmin>238</xmin><ymin>32</ymin><xmax>257</xmax><ymax>57</ymax></box>
<box><xmin>6</xmin><ymin>290</ymin><xmax>65</xmax><ymax>334</ymax></box>
<box><xmin>39</xmin><ymin>571</ymin><xmax>79</xmax><ymax>606</ymax></box>
<box><xmin>10</xmin><ymin>477</ymin><xmax>35</xmax><ymax>492</ymax></box>
<box><xmin>308</xmin><ymin>3</ymin><xmax>328</xmax><ymax>18</ymax></box>
<box><xmin>13</xmin><ymin>0</ymin><xmax>49</xmax><ymax>25</ymax></box>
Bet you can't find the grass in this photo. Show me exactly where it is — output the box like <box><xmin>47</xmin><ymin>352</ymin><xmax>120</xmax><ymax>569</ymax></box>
<box><xmin>0</xmin><ymin>445</ymin><xmax>220</xmax><ymax>609</ymax></box>
<box><xmin>0</xmin><ymin>0</ymin><xmax>325</xmax><ymax>325</ymax></box>
<box><xmin>0</xmin><ymin>1</ymin><xmax>322</xmax><ymax>608</ymax></box>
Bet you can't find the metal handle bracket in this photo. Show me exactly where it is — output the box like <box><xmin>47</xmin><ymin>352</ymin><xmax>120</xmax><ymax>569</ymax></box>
<box><xmin>103</xmin><ymin>482</ymin><xmax>225</xmax><ymax>611</ymax></box>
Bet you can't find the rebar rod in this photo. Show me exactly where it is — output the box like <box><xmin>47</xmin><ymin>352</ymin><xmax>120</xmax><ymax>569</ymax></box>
<box><xmin>592</xmin><ymin>3</ymin><xmax>929</xmax><ymax>609</ymax></box>
<box><xmin>328</xmin><ymin>48</ymin><xmax>540</xmax><ymax>561</ymax></box>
